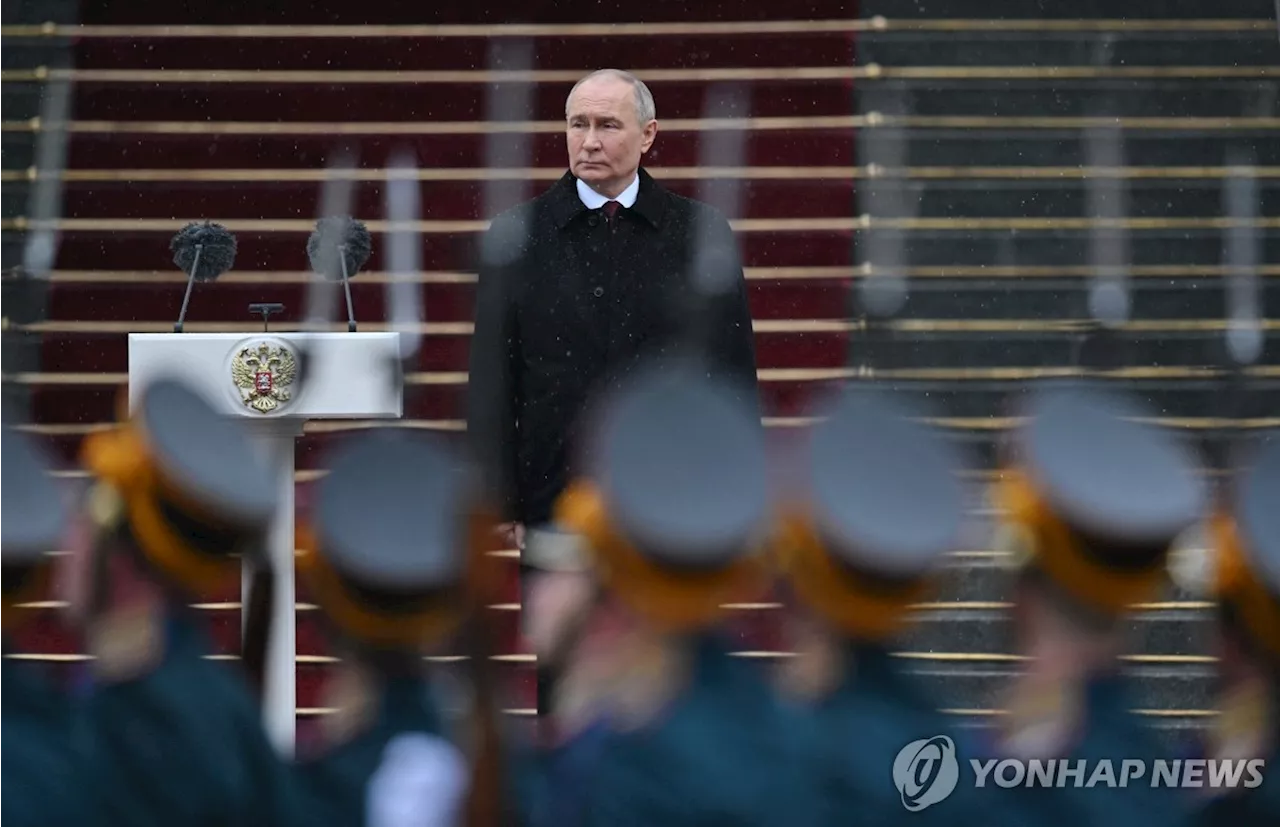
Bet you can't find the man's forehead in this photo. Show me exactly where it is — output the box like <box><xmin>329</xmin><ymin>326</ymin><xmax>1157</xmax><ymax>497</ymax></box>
<box><xmin>567</xmin><ymin>78</ymin><xmax>635</xmax><ymax>116</ymax></box>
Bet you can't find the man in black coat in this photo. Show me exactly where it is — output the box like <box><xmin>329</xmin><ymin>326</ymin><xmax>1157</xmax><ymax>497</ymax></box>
<box><xmin>465</xmin><ymin>68</ymin><xmax>759</xmax><ymax>709</ymax></box>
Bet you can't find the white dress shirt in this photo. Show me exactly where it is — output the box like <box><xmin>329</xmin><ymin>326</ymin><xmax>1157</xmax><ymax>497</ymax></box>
<box><xmin>576</xmin><ymin>173</ymin><xmax>640</xmax><ymax>210</ymax></box>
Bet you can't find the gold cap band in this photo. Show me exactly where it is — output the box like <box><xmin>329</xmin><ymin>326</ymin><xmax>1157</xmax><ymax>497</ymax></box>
<box><xmin>991</xmin><ymin>468</ymin><xmax>1167</xmax><ymax>616</ymax></box>
<box><xmin>555</xmin><ymin>479</ymin><xmax>765</xmax><ymax>632</ymax></box>
<box><xmin>773</xmin><ymin>512</ymin><xmax>933</xmax><ymax>640</ymax></box>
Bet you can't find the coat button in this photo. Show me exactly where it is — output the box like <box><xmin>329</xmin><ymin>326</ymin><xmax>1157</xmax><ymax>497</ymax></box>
<box><xmin>593</xmin><ymin>286</ymin><xmax>604</xmax><ymax>297</ymax></box>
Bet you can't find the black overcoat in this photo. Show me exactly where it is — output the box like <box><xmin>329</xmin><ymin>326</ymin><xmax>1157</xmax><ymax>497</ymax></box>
<box><xmin>466</xmin><ymin>168</ymin><xmax>760</xmax><ymax>526</ymax></box>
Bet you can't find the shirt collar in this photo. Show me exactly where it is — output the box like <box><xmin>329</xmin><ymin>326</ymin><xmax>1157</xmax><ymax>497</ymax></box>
<box><xmin>576</xmin><ymin>173</ymin><xmax>640</xmax><ymax>210</ymax></box>
<box><xmin>549</xmin><ymin>168</ymin><xmax>666</xmax><ymax>230</ymax></box>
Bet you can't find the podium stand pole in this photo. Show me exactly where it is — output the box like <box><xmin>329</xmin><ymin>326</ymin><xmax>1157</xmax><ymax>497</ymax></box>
<box><xmin>244</xmin><ymin>420</ymin><xmax>303</xmax><ymax>756</ymax></box>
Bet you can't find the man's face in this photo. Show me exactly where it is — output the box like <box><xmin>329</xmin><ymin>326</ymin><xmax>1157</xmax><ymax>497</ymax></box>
<box><xmin>566</xmin><ymin>77</ymin><xmax>657</xmax><ymax>196</ymax></box>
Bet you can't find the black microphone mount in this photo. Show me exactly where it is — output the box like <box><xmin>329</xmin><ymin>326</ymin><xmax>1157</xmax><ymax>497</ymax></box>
<box><xmin>170</xmin><ymin>221</ymin><xmax>238</xmax><ymax>333</ymax></box>
<box><xmin>306</xmin><ymin>216</ymin><xmax>372</xmax><ymax>334</ymax></box>
<box><xmin>249</xmin><ymin>303</ymin><xmax>285</xmax><ymax>333</ymax></box>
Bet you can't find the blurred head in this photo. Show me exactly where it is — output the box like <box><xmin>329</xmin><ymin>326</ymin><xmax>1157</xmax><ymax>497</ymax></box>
<box><xmin>565</xmin><ymin>69</ymin><xmax>658</xmax><ymax>198</ymax></box>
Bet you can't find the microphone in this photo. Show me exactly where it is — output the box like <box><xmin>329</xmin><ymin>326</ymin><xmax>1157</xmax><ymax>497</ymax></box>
<box><xmin>307</xmin><ymin>216</ymin><xmax>372</xmax><ymax>332</ymax></box>
<box><xmin>170</xmin><ymin>222</ymin><xmax>237</xmax><ymax>333</ymax></box>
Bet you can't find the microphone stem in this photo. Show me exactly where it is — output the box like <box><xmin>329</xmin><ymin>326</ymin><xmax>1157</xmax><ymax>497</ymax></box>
<box><xmin>173</xmin><ymin>244</ymin><xmax>203</xmax><ymax>333</ymax></box>
<box><xmin>340</xmin><ymin>246</ymin><xmax>357</xmax><ymax>332</ymax></box>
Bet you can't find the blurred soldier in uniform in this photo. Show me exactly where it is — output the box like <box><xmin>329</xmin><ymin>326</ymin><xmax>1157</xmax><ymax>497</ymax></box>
<box><xmin>771</xmin><ymin>388</ymin><xmax>1001</xmax><ymax>826</ymax></box>
<box><xmin>292</xmin><ymin>429</ymin><xmax>510</xmax><ymax>827</ymax></box>
<box><xmin>2</xmin><ymin>427</ymin><xmax>97</xmax><ymax>826</ymax></box>
<box><xmin>527</xmin><ymin>363</ymin><xmax>811</xmax><ymax>826</ymax></box>
<box><xmin>988</xmin><ymin>382</ymin><xmax>1206</xmax><ymax>827</ymax></box>
<box><xmin>1196</xmin><ymin>434</ymin><xmax>1278</xmax><ymax>823</ymax></box>
<box><xmin>59</xmin><ymin>378</ymin><xmax>300</xmax><ymax>826</ymax></box>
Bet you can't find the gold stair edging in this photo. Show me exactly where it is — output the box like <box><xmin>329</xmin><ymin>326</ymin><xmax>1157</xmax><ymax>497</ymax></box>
<box><xmin>8</xmin><ymin>114</ymin><xmax>1280</xmax><ymax>135</ymax></box>
<box><xmin>6</xmin><ymin>65</ymin><xmax>1276</xmax><ymax>84</ymax></box>
<box><xmin>6</xmin><ymin>215</ymin><xmax>1279</xmax><ymax>233</ymax></box>
<box><xmin>2</xmin><ymin>18</ymin><xmax>1274</xmax><ymax>38</ymax></box>
<box><xmin>33</xmin><ymin>264</ymin><xmax>1280</xmax><ymax>283</ymax></box>
<box><xmin>8</xmin><ymin>364</ymin><xmax>1279</xmax><ymax>388</ymax></box>
<box><xmin>11</xmin><ymin>317</ymin><xmax>1277</xmax><ymax>335</ymax></box>
<box><xmin>8</xmin><ymin>165</ymin><xmax>1279</xmax><ymax>184</ymax></box>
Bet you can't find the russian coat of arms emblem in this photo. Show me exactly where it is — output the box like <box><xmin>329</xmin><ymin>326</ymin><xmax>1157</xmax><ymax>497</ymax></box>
<box><xmin>231</xmin><ymin>341</ymin><xmax>298</xmax><ymax>414</ymax></box>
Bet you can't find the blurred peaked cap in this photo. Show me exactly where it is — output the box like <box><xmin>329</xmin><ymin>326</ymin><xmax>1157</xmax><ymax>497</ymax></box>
<box><xmin>807</xmin><ymin>387</ymin><xmax>968</xmax><ymax>579</ymax></box>
<box><xmin>139</xmin><ymin>378</ymin><xmax>278</xmax><ymax>527</ymax></box>
<box><xmin>313</xmin><ymin>429</ymin><xmax>469</xmax><ymax>593</ymax></box>
<box><xmin>595</xmin><ymin>366</ymin><xmax>770</xmax><ymax>571</ymax></box>
<box><xmin>2</xmin><ymin>428</ymin><xmax>67</xmax><ymax>562</ymax></box>
<box><xmin>1237</xmin><ymin>433</ymin><xmax>1280</xmax><ymax>595</ymax></box>
<box><xmin>1021</xmin><ymin>381</ymin><xmax>1206</xmax><ymax>548</ymax></box>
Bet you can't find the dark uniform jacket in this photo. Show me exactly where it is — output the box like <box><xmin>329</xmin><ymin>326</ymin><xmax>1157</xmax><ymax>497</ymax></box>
<box><xmin>84</xmin><ymin>611</ymin><xmax>301</xmax><ymax>827</ymax></box>
<box><xmin>794</xmin><ymin>642</ymin><xmax>1012</xmax><ymax>827</ymax></box>
<box><xmin>995</xmin><ymin>673</ymin><xmax>1197</xmax><ymax>827</ymax></box>
<box><xmin>526</xmin><ymin>634</ymin><xmax>813</xmax><ymax>827</ymax></box>
<box><xmin>467</xmin><ymin>168</ymin><xmax>760</xmax><ymax>526</ymax></box>
<box><xmin>293</xmin><ymin>675</ymin><xmax>460</xmax><ymax>827</ymax></box>
<box><xmin>1196</xmin><ymin>740</ymin><xmax>1278</xmax><ymax>825</ymax></box>
<box><xmin>2</xmin><ymin>655</ymin><xmax>97</xmax><ymax>827</ymax></box>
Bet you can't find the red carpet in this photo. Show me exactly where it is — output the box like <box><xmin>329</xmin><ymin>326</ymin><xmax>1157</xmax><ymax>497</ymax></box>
<box><xmin>14</xmin><ymin>2</ymin><xmax>865</xmax><ymax>718</ymax></box>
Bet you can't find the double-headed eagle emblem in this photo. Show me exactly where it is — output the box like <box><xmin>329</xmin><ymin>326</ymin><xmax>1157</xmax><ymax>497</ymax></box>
<box><xmin>231</xmin><ymin>341</ymin><xmax>297</xmax><ymax>413</ymax></box>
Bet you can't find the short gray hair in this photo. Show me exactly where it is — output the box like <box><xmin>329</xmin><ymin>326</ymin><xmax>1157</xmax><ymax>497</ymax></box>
<box><xmin>565</xmin><ymin>69</ymin><xmax>657</xmax><ymax>124</ymax></box>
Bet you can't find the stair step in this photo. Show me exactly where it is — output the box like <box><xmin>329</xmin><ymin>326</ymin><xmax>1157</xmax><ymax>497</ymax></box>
<box><xmin>861</xmin><ymin>0</ymin><xmax>1276</xmax><ymax>19</ymax></box>
<box><xmin>1</xmin><ymin>187</ymin><xmax>28</xmax><ymax>217</ymax></box>
<box><xmin>38</xmin><ymin>227</ymin><xmax>846</xmax><ymax>271</ymax></box>
<box><xmin>5</xmin><ymin>605</ymin><xmax>1219</xmax><ymax>710</ymax></box>
<box><xmin>859</xmin><ymin>33</ymin><xmax>1280</xmax><ymax>68</ymax></box>
<box><xmin>31</xmin><ymin>224</ymin><xmax>1280</xmax><ymax>272</ymax></box>
<box><xmin>51</xmin><ymin>280</ymin><xmax>862</xmax><ymax>325</ymax></box>
<box><xmin>5</xmin><ymin>385</ymin><xmax>876</xmax><ymax>447</ymax></box>
<box><xmin>45</xmin><ymin>122</ymin><xmax>1280</xmax><ymax>172</ymax></box>
<box><xmin>50</xmin><ymin>127</ymin><xmax>853</xmax><ymax>171</ymax></box>
<box><xmin>42</xmin><ymin>278</ymin><xmax>1280</xmax><ymax>324</ymax></box>
<box><xmin>867</xmin><ymin>230</ymin><xmax>1280</xmax><ymax>269</ymax></box>
<box><xmin>32</xmin><ymin>330</ymin><xmax>469</xmax><ymax>375</ymax></box>
<box><xmin>53</xmin><ymin>178</ymin><xmax>857</xmax><ymax>221</ymax></box>
<box><xmin>892</xmin><ymin>131</ymin><xmax>1280</xmax><ymax>168</ymax></box>
<box><xmin>72</xmin><ymin>32</ymin><xmax>858</xmax><ymax>72</ymax></box>
<box><xmin>0</xmin><ymin>0</ymin><xmax>78</xmax><ymax>27</ymax></box>
<box><xmin>902</xmin><ymin>607</ymin><xmax>1215</xmax><ymax>657</ymax></box>
<box><xmin>864</xmin><ymin>179</ymin><xmax>1280</xmax><ymax>220</ymax></box>
<box><xmin>24</xmin><ymin>326</ymin><xmax>1280</xmax><ymax>381</ymax></box>
<box><xmin>71</xmin><ymin>0</ymin><xmax>862</xmax><ymax>26</ymax></box>
<box><xmin>860</xmin><ymin>80</ymin><xmax>1280</xmax><ymax>119</ymax></box>
<box><xmin>905</xmin><ymin>664</ymin><xmax>1215</xmax><ymax>715</ymax></box>
<box><xmin>0</xmin><ymin>145</ymin><xmax>34</xmax><ymax>173</ymax></box>
<box><xmin>19</xmin><ymin>373</ymin><xmax>1280</xmax><ymax>434</ymax></box>
<box><xmin>44</xmin><ymin>177</ymin><xmax>1280</xmax><ymax>221</ymax></box>
<box><xmin>67</xmin><ymin>78</ymin><xmax>855</xmax><ymax>123</ymax></box>
<box><xmin>0</xmin><ymin>82</ymin><xmax>50</xmax><ymax>122</ymax></box>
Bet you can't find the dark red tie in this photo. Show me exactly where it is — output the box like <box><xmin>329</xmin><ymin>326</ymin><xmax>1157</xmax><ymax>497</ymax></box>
<box><xmin>602</xmin><ymin>200</ymin><xmax>620</xmax><ymax>229</ymax></box>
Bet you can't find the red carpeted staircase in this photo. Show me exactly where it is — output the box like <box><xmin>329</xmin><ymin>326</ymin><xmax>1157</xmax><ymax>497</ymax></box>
<box><xmin>4</xmin><ymin>0</ymin><xmax>871</xmax><ymax>728</ymax></box>
<box><xmin>3</xmin><ymin>0</ymin><xmax>1278</xmax><ymax>741</ymax></box>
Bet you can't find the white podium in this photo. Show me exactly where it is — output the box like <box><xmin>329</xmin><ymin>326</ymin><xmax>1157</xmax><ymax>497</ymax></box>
<box><xmin>127</xmin><ymin>332</ymin><xmax>403</xmax><ymax>754</ymax></box>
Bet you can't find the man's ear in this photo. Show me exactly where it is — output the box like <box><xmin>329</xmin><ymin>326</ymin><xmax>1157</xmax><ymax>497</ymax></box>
<box><xmin>640</xmin><ymin>120</ymin><xmax>658</xmax><ymax>155</ymax></box>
